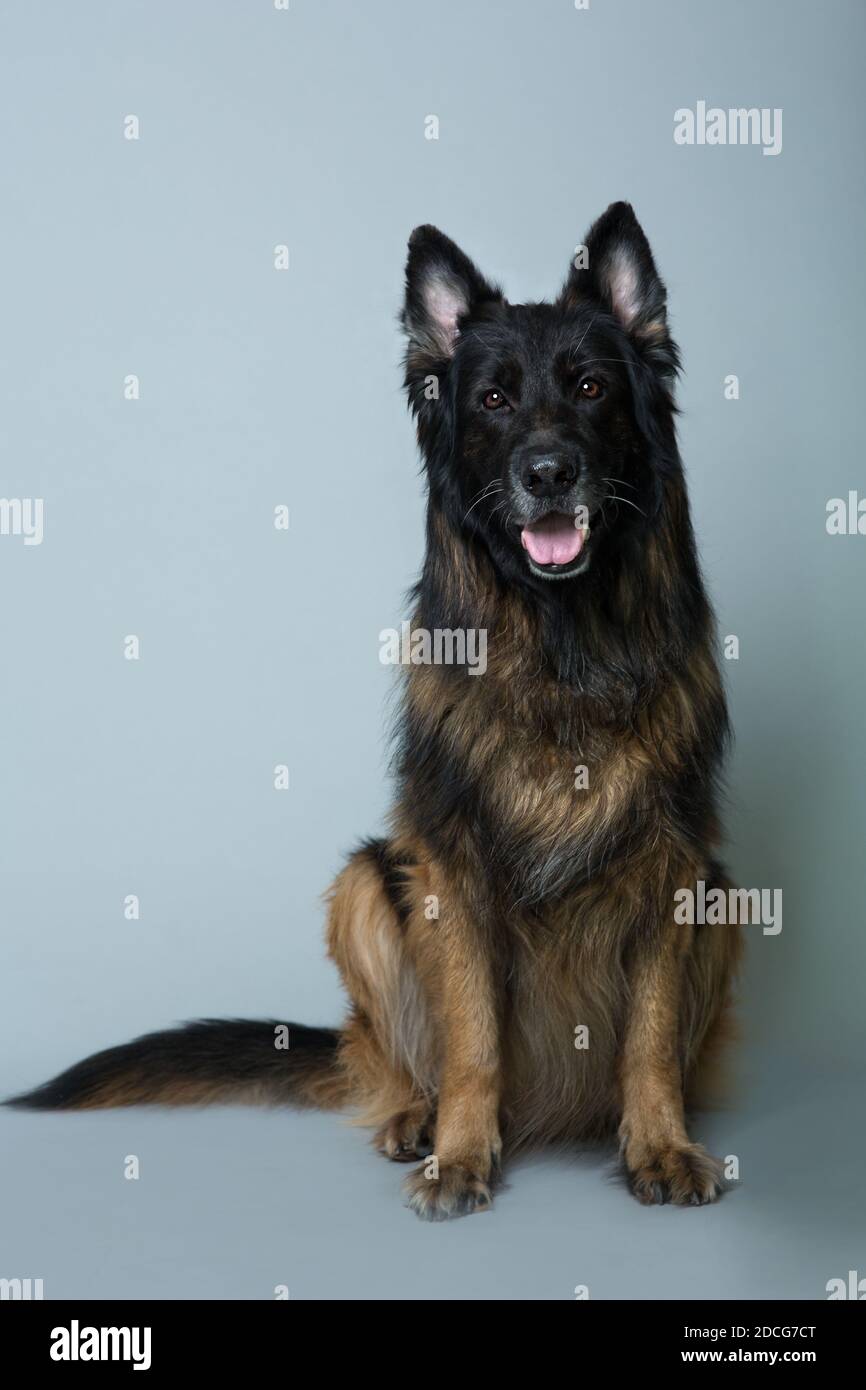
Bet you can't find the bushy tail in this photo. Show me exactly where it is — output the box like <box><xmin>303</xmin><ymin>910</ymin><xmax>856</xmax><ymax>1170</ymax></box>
<box><xmin>6</xmin><ymin>1019</ymin><xmax>350</xmax><ymax>1112</ymax></box>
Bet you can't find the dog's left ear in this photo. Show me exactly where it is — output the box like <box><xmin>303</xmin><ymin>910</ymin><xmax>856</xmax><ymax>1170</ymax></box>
<box><xmin>560</xmin><ymin>202</ymin><xmax>676</xmax><ymax>373</ymax></box>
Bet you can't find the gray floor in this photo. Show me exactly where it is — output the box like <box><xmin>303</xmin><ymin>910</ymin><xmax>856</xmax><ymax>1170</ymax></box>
<box><xmin>2</xmin><ymin>1053</ymin><xmax>862</xmax><ymax>1300</ymax></box>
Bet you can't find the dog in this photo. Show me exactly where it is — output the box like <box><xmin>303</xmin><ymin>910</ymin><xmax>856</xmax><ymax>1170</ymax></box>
<box><xmin>10</xmin><ymin>203</ymin><xmax>741</xmax><ymax>1220</ymax></box>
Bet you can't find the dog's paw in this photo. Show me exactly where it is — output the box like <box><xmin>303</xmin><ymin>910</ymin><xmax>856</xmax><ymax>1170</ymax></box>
<box><xmin>626</xmin><ymin>1142</ymin><xmax>726</xmax><ymax>1207</ymax></box>
<box><xmin>374</xmin><ymin>1110</ymin><xmax>435</xmax><ymax>1163</ymax></box>
<box><xmin>403</xmin><ymin>1161</ymin><xmax>493</xmax><ymax>1221</ymax></box>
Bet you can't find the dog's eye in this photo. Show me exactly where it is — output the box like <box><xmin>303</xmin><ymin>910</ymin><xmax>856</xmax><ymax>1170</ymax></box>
<box><xmin>482</xmin><ymin>389</ymin><xmax>509</xmax><ymax>411</ymax></box>
<box><xmin>579</xmin><ymin>378</ymin><xmax>604</xmax><ymax>400</ymax></box>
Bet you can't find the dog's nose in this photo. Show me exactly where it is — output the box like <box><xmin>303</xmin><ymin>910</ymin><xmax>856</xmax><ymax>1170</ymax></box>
<box><xmin>520</xmin><ymin>453</ymin><xmax>577</xmax><ymax>499</ymax></box>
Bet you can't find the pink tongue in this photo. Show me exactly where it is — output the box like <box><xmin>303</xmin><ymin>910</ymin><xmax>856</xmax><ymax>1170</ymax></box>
<box><xmin>520</xmin><ymin>513</ymin><xmax>585</xmax><ymax>566</ymax></box>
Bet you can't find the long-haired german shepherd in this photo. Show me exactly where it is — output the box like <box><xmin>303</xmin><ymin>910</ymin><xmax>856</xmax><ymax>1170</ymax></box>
<box><xmin>11</xmin><ymin>203</ymin><xmax>741</xmax><ymax>1219</ymax></box>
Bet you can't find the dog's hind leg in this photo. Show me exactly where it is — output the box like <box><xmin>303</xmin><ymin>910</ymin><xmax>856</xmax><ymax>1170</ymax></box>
<box><xmin>325</xmin><ymin>840</ymin><xmax>438</xmax><ymax>1158</ymax></box>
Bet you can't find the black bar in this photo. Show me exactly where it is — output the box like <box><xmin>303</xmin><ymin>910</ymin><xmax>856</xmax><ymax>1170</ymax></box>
<box><xmin>3</xmin><ymin>1298</ymin><xmax>861</xmax><ymax>1372</ymax></box>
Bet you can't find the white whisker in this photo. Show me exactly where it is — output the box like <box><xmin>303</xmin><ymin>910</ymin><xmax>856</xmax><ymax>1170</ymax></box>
<box><xmin>462</xmin><ymin>481</ymin><xmax>504</xmax><ymax>523</ymax></box>
<box><xmin>604</xmin><ymin>488</ymin><xmax>646</xmax><ymax>518</ymax></box>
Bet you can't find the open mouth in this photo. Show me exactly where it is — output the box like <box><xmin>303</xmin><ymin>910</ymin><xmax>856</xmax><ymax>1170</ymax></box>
<box><xmin>520</xmin><ymin>512</ymin><xmax>591</xmax><ymax>578</ymax></box>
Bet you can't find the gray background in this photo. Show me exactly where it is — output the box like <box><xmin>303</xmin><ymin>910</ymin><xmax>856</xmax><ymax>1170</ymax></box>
<box><xmin>1</xmin><ymin>0</ymin><xmax>864</xmax><ymax>1300</ymax></box>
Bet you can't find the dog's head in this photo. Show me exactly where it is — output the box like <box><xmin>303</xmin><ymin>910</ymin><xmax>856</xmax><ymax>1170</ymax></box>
<box><xmin>402</xmin><ymin>203</ymin><xmax>680</xmax><ymax>586</ymax></box>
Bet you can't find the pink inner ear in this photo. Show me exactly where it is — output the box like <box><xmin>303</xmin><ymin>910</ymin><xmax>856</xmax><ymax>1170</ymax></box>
<box><xmin>423</xmin><ymin>272</ymin><xmax>468</xmax><ymax>354</ymax></box>
<box><xmin>606</xmin><ymin>249</ymin><xmax>642</xmax><ymax>329</ymax></box>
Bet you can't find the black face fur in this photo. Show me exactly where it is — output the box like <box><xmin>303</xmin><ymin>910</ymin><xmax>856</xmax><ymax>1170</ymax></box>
<box><xmin>401</xmin><ymin>203</ymin><xmax>714</xmax><ymax>708</ymax></box>
<box><xmin>403</xmin><ymin>202</ymin><xmax>686</xmax><ymax>588</ymax></box>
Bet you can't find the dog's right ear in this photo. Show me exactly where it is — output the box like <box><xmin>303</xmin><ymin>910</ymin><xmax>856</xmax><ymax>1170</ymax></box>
<box><xmin>402</xmin><ymin>226</ymin><xmax>502</xmax><ymax>381</ymax></box>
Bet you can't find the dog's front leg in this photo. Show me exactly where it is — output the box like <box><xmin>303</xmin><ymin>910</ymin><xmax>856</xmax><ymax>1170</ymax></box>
<box><xmin>619</xmin><ymin>913</ymin><xmax>725</xmax><ymax>1206</ymax></box>
<box><xmin>404</xmin><ymin>873</ymin><xmax>501</xmax><ymax>1221</ymax></box>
